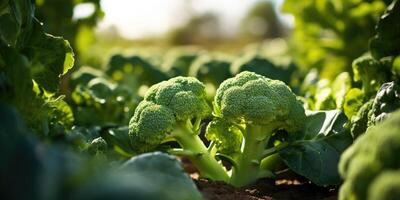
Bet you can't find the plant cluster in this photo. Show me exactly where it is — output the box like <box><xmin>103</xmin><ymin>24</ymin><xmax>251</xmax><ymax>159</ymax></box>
<box><xmin>1</xmin><ymin>0</ymin><xmax>400</xmax><ymax>199</ymax></box>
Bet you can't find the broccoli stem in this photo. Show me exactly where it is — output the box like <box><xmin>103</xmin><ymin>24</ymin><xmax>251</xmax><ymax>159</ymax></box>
<box><xmin>172</xmin><ymin>122</ymin><xmax>230</xmax><ymax>182</ymax></box>
<box><xmin>229</xmin><ymin>124</ymin><xmax>275</xmax><ymax>187</ymax></box>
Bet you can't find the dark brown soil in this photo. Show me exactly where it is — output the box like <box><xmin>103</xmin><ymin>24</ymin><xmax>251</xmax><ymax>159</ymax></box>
<box><xmin>181</xmin><ymin>157</ymin><xmax>337</xmax><ymax>200</ymax></box>
<box><xmin>195</xmin><ymin>178</ymin><xmax>337</xmax><ymax>200</ymax></box>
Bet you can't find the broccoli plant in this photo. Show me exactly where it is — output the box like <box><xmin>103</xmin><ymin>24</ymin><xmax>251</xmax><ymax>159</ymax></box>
<box><xmin>211</xmin><ymin>71</ymin><xmax>306</xmax><ymax>186</ymax></box>
<box><xmin>117</xmin><ymin>71</ymin><xmax>352</xmax><ymax>187</ymax></box>
<box><xmin>339</xmin><ymin>110</ymin><xmax>400</xmax><ymax>200</ymax></box>
<box><xmin>128</xmin><ymin>76</ymin><xmax>229</xmax><ymax>181</ymax></box>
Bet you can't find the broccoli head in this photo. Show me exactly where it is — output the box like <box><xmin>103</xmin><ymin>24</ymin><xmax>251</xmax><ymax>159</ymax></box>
<box><xmin>128</xmin><ymin>76</ymin><xmax>229</xmax><ymax>181</ymax></box>
<box><xmin>212</xmin><ymin>71</ymin><xmax>306</xmax><ymax>186</ymax></box>
<box><xmin>215</xmin><ymin>71</ymin><xmax>305</xmax><ymax>132</ymax></box>
<box><xmin>352</xmin><ymin>55</ymin><xmax>391</xmax><ymax>96</ymax></box>
<box><xmin>339</xmin><ymin>110</ymin><xmax>400</xmax><ymax>200</ymax></box>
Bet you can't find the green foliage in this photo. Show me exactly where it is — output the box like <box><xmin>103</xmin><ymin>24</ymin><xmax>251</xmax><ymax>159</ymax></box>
<box><xmin>162</xmin><ymin>47</ymin><xmax>201</xmax><ymax>77</ymax></box>
<box><xmin>370</xmin><ymin>0</ymin><xmax>400</xmax><ymax>59</ymax></box>
<box><xmin>230</xmin><ymin>53</ymin><xmax>296</xmax><ymax>85</ymax></box>
<box><xmin>189</xmin><ymin>54</ymin><xmax>232</xmax><ymax>87</ymax></box>
<box><xmin>0</xmin><ymin>104</ymin><xmax>203</xmax><ymax>200</ymax></box>
<box><xmin>352</xmin><ymin>54</ymin><xmax>391</xmax><ymax>96</ymax></box>
<box><xmin>343</xmin><ymin>88</ymin><xmax>365</xmax><ymax>119</ymax></box>
<box><xmin>35</xmin><ymin>0</ymin><xmax>104</xmax><ymax>56</ymax></box>
<box><xmin>0</xmin><ymin>0</ymin><xmax>74</xmax><ymax>136</ymax></box>
<box><xmin>339</xmin><ymin>110</ymin><xmax>400</xmax><ymax>200</ymax></box>
<box><xmin>283</xmin><ymin>0</ymin><xmax>387</xmax><ymax>78</ymax></box>
<box><xmin>350</xmin><ymin>99</ymin><xmax>373</xmax><ymax>138</ymax></box>
<box><xmin>300</xmin><ymin>71</ymin><xmax>352</xmax><ymax>110</ymax></box>
<box><xmin>70</xmin><ymin>73</ymin><xmax>137</xmax><ymax>126</ymax></box>
<box><xmin>3</xmin><ymin>0</ymin><xmax>400</xmax><ymax>197</ymax></box>
<box><xmin>240</xmin><ymin>1</ymin><xmax>286</xmax><ymax>39</ymax></box>
<box><xmin>106</xmin><ymin>54</ymin><xmax>168</xmax><ymax>91</ymax></box>
<box><xmin>280</xmin><ymin>110</ymin><xmax>352</xmax><ymax>185</ymax></box>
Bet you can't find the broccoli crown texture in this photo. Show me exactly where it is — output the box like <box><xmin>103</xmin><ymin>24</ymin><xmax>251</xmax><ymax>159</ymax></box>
<box><xmin>129</xmin><ymin>76</ymin><xmax>211</xmax><ymax>152</ymax></box>
<box><xmin>368</xmin><ymin>171</ymin><xmax>400</xmax><ymax>200</ymax></box>
<box><xmin>369</xmin><ymin>81</ymin><xmax>400</xmax><ymax>125</ymax></box>
<box><xmin>205</xmin><ymin>119</ymin><xmax>243</xmax><ymax>155</ymax></box>
<box><xmin>214</xmin><ymin>71</ymin><xmax>305</xmax><ymax>132</ymax></box>
<box><xmin>339</xmin><ymin>109</ymin><xmax>400</xmax><ymax>200</ymax></box>
<box><xmin>144</xmin><ymin>76</ymin><xmax>211</xmax><ymax>121</ymax></box>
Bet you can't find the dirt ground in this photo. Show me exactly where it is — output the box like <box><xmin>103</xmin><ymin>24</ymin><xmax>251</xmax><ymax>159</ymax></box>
<box><xmin>194</xmin><ymin>178</ymin><xmax>337</xmax><ymax>200</ymax></box>
<box><xmin>181</xmin><ymin>157</ymin><xmax>337</xmax><ymax>200</ymax></box>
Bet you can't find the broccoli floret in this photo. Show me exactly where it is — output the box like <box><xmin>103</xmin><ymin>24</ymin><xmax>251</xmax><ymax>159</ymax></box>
<box><xmin>352</xmin><ymin>55</ymin><xmax>391</xmax><ymax>96</ymax></box>
<box><xmin>339</xmin><ymin>110</ymin><xmax>400</xmax><ymax>200</ymax></box>
<box><xmin>128</xmin><ymin>76</ymin><xmax>229</xmax><ymax>181</ymax></box>
<box><xmin>368</xmin><ymin>171</ymin><xmax>400</xmax><ymax>200</ymax></box>
<box><xmin>350</xmin><ymin>99</ymin><xmax>373</xmax><ymax>139</ymax></box>
<box><xmin>369</xmin><ymin>81</ymin><xmax>400</xmax><ymax>125</ymax></box>
<box><xmin>205</xmin><ymin>119</ymin><xmax>242</xmax><ymax>156</ymax></box>
<box><xmin>213</xmin><ymin>71</ymin><xmax>306</xmax><ymax>186</ymax></box>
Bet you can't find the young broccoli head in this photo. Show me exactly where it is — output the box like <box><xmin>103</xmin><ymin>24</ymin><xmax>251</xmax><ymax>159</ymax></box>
<box><xmin>128</xmin><ymin>101</ymin><xmax>175</xmax><ymax>153</ymax></box>
<box><xmin>213</xmin><ymin>71</ymin><xmax>306</xmax><ymax>187</ymax></box>
<box><xmin>129</xmin><ymin>77</ymin><xmax>211</xmax><ymax>151</ymax></box>
<box><xmin>144</xmin><ymin>76</ymin><xmax>211</xmax><ymax>121</ymax></box>
<box><xmin>214</xmin><ymin>71</ymin><xmax>305</xmax><ymax>133</ymax></box>
<box><xmin>128</xmin><ymin>76</ymin><xmax>229</xmax><ymax>181</ymax></box>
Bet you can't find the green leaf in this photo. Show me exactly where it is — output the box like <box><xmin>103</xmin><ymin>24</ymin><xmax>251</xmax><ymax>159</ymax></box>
<box><xmin>370</xmin><ymin>0</ymin><xmax>400</xmax><ymax>59</ymax></box>
<box><xmin>0</xmin><ymin>0</ymin><xmax>35</xmax><ymax>47</ymax></box>
<box><xmin>119</xmin><ymin>152</ymin><xmax>204</xmax><ymax>200</ymax></box>
<box><xmin>26</xmin><ymin>21</ymin><xmax>74</xmax><ymax>92</ymax></box>
<box><xmin>280</xmin><ymin>110</ymin><xmax>353</xmax><ymax>186</ymax></box>
<box><xmin>101</xmin><ymin>126</ymin><xmax>135</xmax><ymax>155</ymax></box>
<box><xmin>343</xmin><ymin>88</ymin><xmax>365</xmax><ymax>119</ymax></box>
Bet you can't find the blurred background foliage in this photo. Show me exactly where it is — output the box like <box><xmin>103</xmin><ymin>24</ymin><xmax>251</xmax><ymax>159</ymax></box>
<box><xmin>26</xmin><ymin>0</ymin><xmax>395</xmax><ymax>133</ymax></box>
<box><xmin>0</xmin><ymin>0</ymin><xmax>397</xmax><ymax>160</ymax></box>
<box><xmin>1</xmin><ymin>0</ymin><xmax>399</xmax><ymax>198</ymax></box>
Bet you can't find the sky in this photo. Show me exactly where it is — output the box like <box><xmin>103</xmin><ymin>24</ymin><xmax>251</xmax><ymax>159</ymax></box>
<box><xmin>74</xmin><ymin>0</ymin><xmax>290</xmax><ymax>39</ymax></box>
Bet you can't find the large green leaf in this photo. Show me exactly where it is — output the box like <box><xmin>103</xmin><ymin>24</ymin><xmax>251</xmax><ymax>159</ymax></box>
<box><xmin>370</xmin><ymin>0</ymin><xmax>400</xmax><ymax>59</ymax></box>
<box><xmin>26</xmin><ymin>21</ymin><xmax>74</xmax><ymax>92</ymax></box>
<box><xmin>280</xmin><ymin>110</ymin><xmax>353</xmax><ymax>186</ymax></box>
<box><xmin>0</xmin><ymin>0</ymin><xmax>35</xmax><ymax>46</ymax></box>
<box><xmin>118</xmin><ymin>152</ymin><xmax>204</xmax><ymax>200</ymax></box>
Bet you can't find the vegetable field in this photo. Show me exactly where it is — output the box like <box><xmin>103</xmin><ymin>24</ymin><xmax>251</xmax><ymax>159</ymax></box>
<box><xmin>1</xmin><ymin>0</ymin><xmax>400</xmax><ymax>200</ymax></box>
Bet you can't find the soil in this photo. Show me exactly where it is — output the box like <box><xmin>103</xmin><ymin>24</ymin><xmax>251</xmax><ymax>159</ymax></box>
<box><xmin>181</xmin><ymin>154</ymin><xmax>338</xmax><ymax>200</ymax></box>
<box><xmin>195</xmin><ymin>178</ymin><xmax>337</xmax><ymax>200</ymax></box>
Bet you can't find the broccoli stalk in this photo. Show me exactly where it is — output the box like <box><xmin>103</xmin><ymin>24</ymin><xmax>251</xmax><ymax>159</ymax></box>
<box><xmin>170</xmin><ymin>119</ymin><xmax>229</xmax><ymax>181</ymax></box>
<box><xmin>229</xmin><ymin>124</ymin><xmax>276</xmax><ymax>186</ymax></box>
